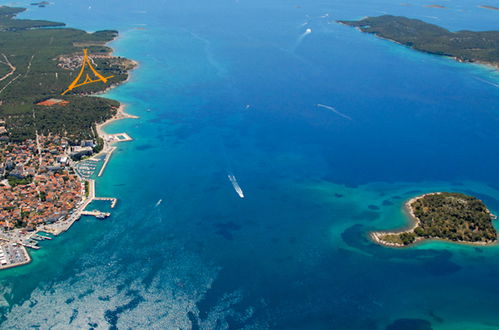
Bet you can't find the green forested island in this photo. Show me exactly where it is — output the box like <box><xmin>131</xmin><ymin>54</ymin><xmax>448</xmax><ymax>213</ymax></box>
<box><xmin>0</xmin><ymin>6</ymin><xmax>136</xmax><ymax>142</ymax></box>
<box><xmin>339</xmin><ymin>15</ymin><xmax>499</xmax><ymax>69</ymax></box>
<box><xmin>371</xmin><ymin>192</ymin><xmax>497</xmax><ymax>247</ymax></box>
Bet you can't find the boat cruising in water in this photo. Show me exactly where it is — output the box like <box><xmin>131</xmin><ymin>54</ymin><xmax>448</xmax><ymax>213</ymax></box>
<box><xmin>228</xmin><ymin>174</ymin><xmax>245</xmax><ymax>198</ymax></box>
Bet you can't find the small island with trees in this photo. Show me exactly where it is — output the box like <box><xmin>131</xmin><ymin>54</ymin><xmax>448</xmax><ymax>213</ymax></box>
<box><xmin>338</xmin><ymin>15</ymin><xmax>499</xmax><ymax>70</ymax></box>
<box><xmin>371</xmin><ymin>192</ymin><xmax>498</xmax><ymax>247</ymax></box>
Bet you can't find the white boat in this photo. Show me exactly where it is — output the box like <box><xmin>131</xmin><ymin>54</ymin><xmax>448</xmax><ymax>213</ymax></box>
<box><xmin>228</xmin><ymin>174</ymin><xmax>244</xmax><ymax>198</ymax></box>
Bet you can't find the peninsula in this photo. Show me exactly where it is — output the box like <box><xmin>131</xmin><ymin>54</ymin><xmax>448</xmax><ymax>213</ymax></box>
<box><xmin>0</xmin><ymin>6</ymin><xmax>136</xmax><ymax>269</ymax></box>
<box><xmin>371</xmin><ymin>192</ymin><xmax>497</xmax><ymax>247</ymax></box>
<box><xmin>338</xmin><ymin>15</ymin><xmax>499</xmax><ymax>69</ymax></box>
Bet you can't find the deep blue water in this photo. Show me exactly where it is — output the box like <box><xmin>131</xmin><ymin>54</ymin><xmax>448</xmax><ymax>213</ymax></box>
<box><xmin>0</xmin><ymin>0</ymin><xmax>498</xmax><ymax>328</ymax></box>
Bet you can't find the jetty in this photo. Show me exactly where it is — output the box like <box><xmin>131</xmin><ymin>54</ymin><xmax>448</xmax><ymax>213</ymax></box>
<box><xmin>93</xmin><ymin>197</ymin><xmax>118</xmax><ymax>208</ymax></box>
<box><xmin>109</xmin><ymin>132</ymin><xmax>133</xmax><ymax>142</ymax></box>
<box><xmin>81</xmin><ymin>210</ymin><xmax>111</xmax><ymax>219</ymax></box>
<box><xmin>21</xmin><ymin>242</ymin><xmax>40</xmax><ymax>250</ymax></box>
<box><xmin>32</xmin><ymin>234</ymin><xmax>52</xmax><ymax>241</ymax></box>
<box><xmin>98</xmin><ymin>146</ymin><xmax>116</xmax><ymax>177</ymax></box>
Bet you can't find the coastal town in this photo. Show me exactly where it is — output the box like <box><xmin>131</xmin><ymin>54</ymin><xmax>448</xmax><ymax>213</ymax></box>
<box><xmin>0</xmin><ymin>111</ymin><xmax>132</xmax><ymax>270</ymax></box>
<box><xmin>0</xmin><ymin>6</ymin><xmax>139</xmax><ymax>270</ymax></box>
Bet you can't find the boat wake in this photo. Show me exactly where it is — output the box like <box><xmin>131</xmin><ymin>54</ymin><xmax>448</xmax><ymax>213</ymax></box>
<box><xmin>316</xmin><ymin>104</ymin><xmax>353</xmax><ymax>120</ymax></box>
<box><xmin>294</xmin><ymin>28</ymin><xmax>312</xmax><ymax>50</ymax></box>
<box><xmin>228</xmin><ymin>174</ymin><xmax>244</xmax><ymax>198</ymax></box>
<box><xmin>475</xmin><ymin>77</ymin><xmax>499</xmax><ymax>88</ymax></box>
<box><xmin>301</xmin><ymin>28</ymin><xmax>312</xmax><ymax>39</ymax></box>
<box><xmin>188</xmin><ymin>31</ymin><xmax>227</xmax><ymax>78</ymax></box>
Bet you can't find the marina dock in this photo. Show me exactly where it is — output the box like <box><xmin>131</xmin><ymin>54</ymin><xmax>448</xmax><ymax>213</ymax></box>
<box><xmin>81</xmin><ymin>210</ymin><xmax>111</xmax><ymax>219</ymax></box>
<box><xmin>32</xmin><ymin>234</ymin><xmax>52</xmax><ymax>241</ymax></box>
<box><xmin>93</xmin><ymin>197</ymin><xmax>118</xmax><ymax>208</ymax></box>
<box><xmin>98</xmin><ymin>146</ymin><xmax>116</xmax><ymax>177</ymax></box>
<box><xmin>21</xmin><ymin>243</ymin><xmax>40</xmax><ymax>250</ymax></box>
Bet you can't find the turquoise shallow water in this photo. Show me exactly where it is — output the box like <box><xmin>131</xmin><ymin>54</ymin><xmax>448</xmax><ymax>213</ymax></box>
<box><xmin>0</xmin><ymin>0</ymin><xmax>499</xmax><ymax>328</ymax></box>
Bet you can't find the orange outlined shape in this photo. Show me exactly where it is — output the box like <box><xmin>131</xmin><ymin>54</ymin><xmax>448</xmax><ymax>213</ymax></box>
<box><xmin>61</xmin><ymin>49</ymin><xmax>114</xmax><ymax>95</ymax></box>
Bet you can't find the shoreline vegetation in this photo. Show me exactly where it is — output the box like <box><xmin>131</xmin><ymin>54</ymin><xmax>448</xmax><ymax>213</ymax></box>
<box><xmin>0</xmin><ymin>6</ymin><xmax>137</xmax><ymax>269</ymax></box>
<box><xmin>371</xmin><ymin>193</ymin><xmax>498</xmax><ymax>247</ymax></box>
<box><xmin>0</xmin><ymin>6</ymin><xmax>137</xmax><ymax>141</ymax></box>
<box><xmin>338</xmin><ymin>15</ymin><xmax>499</xmax><ymax>71</ymax></box>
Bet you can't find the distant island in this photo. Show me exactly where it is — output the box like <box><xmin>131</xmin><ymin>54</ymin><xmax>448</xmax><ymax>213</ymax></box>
<box><xmin>371</xmin><ymin>192</ymin><xmax>497</xmax><ymax>247</ymax></box>
<box><xmin>425</xmin><ymin>5</ymin><xmax>446</xmax><ymax>9</ymax></box>
<box><xmin>30</xmin><ymin>1</ymin><xmax>50</xmax><ymax>8</ymax></box>
<box><xmin>338</xmin><ymin>15</ymin><xmax>499</xmax><ymax>69</ymax></box>
<box><xmin>480</xmin><ymin>5</ymin><xmax>499</xmax><ymax>11</ymax></box>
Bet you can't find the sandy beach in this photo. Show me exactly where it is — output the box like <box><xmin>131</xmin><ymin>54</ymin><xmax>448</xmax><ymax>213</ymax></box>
<box><xmin>95</xmin><ymin>104</ymin><xmax>138</xmax><ymax>138</ymax></box>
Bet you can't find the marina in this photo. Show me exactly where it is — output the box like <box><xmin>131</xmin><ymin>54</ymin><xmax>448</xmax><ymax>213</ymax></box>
<box><xmin>75</xmin><ymin>158</ymin><xmax>100</xmax><ymax>179</ymax></box>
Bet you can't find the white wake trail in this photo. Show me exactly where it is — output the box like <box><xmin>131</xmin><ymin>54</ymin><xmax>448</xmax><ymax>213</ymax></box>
<box><xmin>294</xmin><ymin>28</ymin><xmax>312</xmax><ymax>50</ymax></box>
<box><xmin>228</xmin><ymin>174</ymin><xmax>244</xmax><ymax>198</ymax></box>
<box><xmin>316</xmin><ymin>104</ymin><xmax>352</xmax><ymax>120</ymax></box>
<box><xmin>474</xmin><ymin>77</ymin><xmax>499</xmax><ymax>88</ymax></box>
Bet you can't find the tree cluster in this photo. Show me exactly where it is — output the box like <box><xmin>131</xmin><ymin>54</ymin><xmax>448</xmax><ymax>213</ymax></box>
<box><xmin>0</xmin><ymin>7</ymin><xmax>133</xmax><ymax>143</ymax></box>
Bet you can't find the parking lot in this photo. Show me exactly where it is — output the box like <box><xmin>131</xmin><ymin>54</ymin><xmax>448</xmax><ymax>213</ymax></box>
<box><xmin>0</xmin><ymin>244</ymin><xmax>30</xmax><ymax>269</ymax></box>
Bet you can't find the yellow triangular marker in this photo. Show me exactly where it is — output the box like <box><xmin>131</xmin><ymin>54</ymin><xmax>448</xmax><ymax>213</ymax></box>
<box><xmin>61</xmin><ymin>49</ymin><xmax>114</xmax><ymax>95</ymax></box>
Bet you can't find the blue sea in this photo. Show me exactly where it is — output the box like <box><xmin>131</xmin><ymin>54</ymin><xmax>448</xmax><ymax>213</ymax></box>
<box><xmin>0</xmin><ymin>0</ymin><xmax>498</xmax><ymax>328</ymax></box>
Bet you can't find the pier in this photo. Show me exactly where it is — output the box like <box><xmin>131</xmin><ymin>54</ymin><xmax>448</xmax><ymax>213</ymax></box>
<box><xmin>109</xmin><ymin>132</ymin><xmax>133</xmax><ymax>142</ymax></box>
<box><xmin>93</xmin><ymin>197</ymin><xmax>118</xmax><ymax>208</ymax></box>
<box><xmin>98</xmin><ymin>146</ymin><xmax>116</xmax><ymax>177</ymax></box>
<box><xmin>21</xmin><ymin>243</ymin><xmax>40</xmax><ymax>250</ymax></box>
<box><xmin>32</xmin><ymin>234</ymin><xmax>52</xmax><ymax>241</ymax></box>
<box><xmin>81</xmin><ymin>210</ymin><xmax>111</xmax><ymax>219</ymax></box>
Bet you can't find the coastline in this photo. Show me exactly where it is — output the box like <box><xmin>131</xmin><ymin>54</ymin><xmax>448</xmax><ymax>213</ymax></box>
<box><xmin>0</xmin><ymin>29</ymin><xmax>139</xmax><ymax>270</ymax></box>
<box><xmin>373</xmin><ymin>34</ymin><xmax>499</xmax><ymax>72</ymax></box>
<box><xmin>57</xmin><ymin>35</ymin><xmax>140</xmax><ymax>233</ymax></box>
<box><xmin>52</xmin><ymin>30</ymin><xmax>140</xmax><ymax>233</ymax></box>
<box><xmin>370</xmin><ymin>193</ymin><xmax>498</xmax><ymax>248</ymax></box>
<box><xmin>370</xmin><ymin>193</ymin><xmax>427</xmax><ymax>248</ymax></box>
<box><xmin>337</xmin><ymin>21</ymin><xmax>499</xmax><ymax>72</ymax></box>
<box><xmin>93</xmin><ymin>58</ymin><xmax>139</xmax><ymax>97</ymax></box>
<box><xmin>95</xmin><ymin>103</ymin><xmax>139</xmax><ymax>139</ymax></box>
